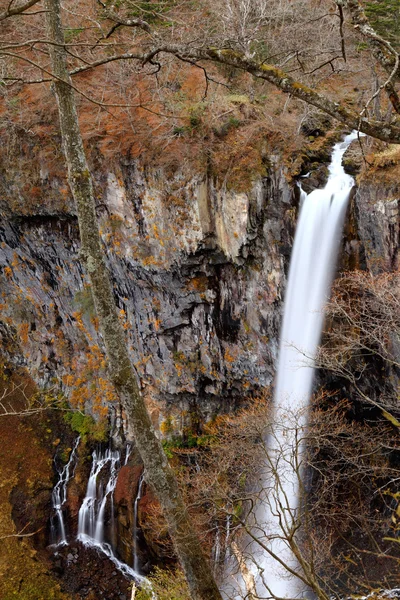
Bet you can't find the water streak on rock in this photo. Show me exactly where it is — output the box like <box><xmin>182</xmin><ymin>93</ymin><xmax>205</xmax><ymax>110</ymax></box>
<box><xmin>50</xmin><ymin>436</ymin><xmax>80</xmax><ymax>546</ymax></box>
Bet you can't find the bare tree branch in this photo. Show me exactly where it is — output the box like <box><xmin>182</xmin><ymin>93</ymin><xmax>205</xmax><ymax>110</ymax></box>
<box><xmin>343</xmin><ymin>0</ymin><xmax>400</xmax><ymax>114</ymax></box>
<box><xmin>0</xmin><ymin>0</ymin><xmax>42</xmax><ymax>21</ymax></box>
<box><xmin>64</xmin><ymin>41</ymin><xmax>400</xmax><ymax>143</ymax></box>
<box><xmin>96</xmin><ymin>2</ymin><xmax>151</xmax><ymax>35</ymax></box>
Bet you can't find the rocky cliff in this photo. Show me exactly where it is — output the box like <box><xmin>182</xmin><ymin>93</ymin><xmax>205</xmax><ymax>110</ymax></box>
<box><xmin>1</xmin><ymin>129</ymin><xmax>399</xmax><ymax>597</ymax></box>
<box><xmin>0</xmin><ymin>137</ymin><xmax>296</xmax><ymax>437</ymax></box>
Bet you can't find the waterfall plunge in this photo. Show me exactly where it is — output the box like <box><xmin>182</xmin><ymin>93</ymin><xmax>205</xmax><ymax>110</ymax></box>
<box><xmin>222</xmin><ymin>132</ymin><xmax>360</xmax><ymax>600</ymax></box>
<box><xmin>253</xmin><ymin>132</ymin><xmax>359</xmax><ymax>598</ymax></box>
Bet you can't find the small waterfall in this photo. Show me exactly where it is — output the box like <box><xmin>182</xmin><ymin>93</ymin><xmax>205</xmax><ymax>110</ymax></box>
<box><xmin>225</xmin><ymin>514</ymin><xmax>231</xmax><ymax>556</ymax></box>
<box><xmin>50</xmin><ymin>436</ymin><xmax>80</xmax><ymax>546</ymax></box>
<box><xmin>133</xmin><ymin>472</ymin><xmax>145</xmax><ymax>572</ymax></box>
<box><xmin>49</xmin><ymin>439</ymin><xmax>147</xmax><ymax>585</ymax></box>
<box><xmin>77</xmin><ymin>447</ymin><xmax>120</xmax><ymax>544</ymax></box>
<box><xmin>124</xmin><ymin>442</ymin><xmax>132</xmax><ymax>465</ymax></box>
<box><xmin>77</xmin><ymin>446</ymin><xmax>145</xmax><ymax>583</ymax></box>
<box><xmin>212</xmin><ymin>523</ymin><xmax>222</xmax><ymax>575</ymax></box>
<box><xmin>251</xmin><ymin>132</ymin><xmax>361</xmax><ymax>598</ymax></box>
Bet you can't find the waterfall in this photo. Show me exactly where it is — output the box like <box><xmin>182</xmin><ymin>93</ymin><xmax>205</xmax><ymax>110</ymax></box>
<box><xmin>77</xmin><ymin>447</ymin><xmax>121</xmax><ymax>543</ymax></box>
<box><xmin>124</xmin><ymin>442</ymin><xmax>132</xmax><ymax>465</ymax></box>
<box><xmin>251</xmin><ymin>132</ymin><xmax>360</xmax><ymax>598</ymax></box>
<box><xmin>50</xmin><ymin>436</ymin><xmax>80</xmax><ymax>546</ymax></box>
<box><xmin>212</xmin><ymin>523</ymin><xmax>222</xmax><ymax>575</ymax></box>
<box><xmin>77</xmin><ymin>447</ymin><xmax>145</xmax><ymax>583</ymax></box>
<box><xmin>49</xmin><ymin>439</ymin><xmax>147</xmax><ymax>586</ymax></box>
<box><xmin>133</xmin><ymin>472</ymin><xmax>145</xmax><ymax>572</ymax></box>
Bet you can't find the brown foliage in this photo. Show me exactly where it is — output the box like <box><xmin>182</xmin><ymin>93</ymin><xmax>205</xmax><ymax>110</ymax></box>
<box><xmin>319</xmin><ymin>270</ymin><xmax>400</xmax><ymax>415</ymax></box>
<box><xmin>154</xmin><ymin>389</ymin><xmax>400</xmax><ymax>594</ymax></box>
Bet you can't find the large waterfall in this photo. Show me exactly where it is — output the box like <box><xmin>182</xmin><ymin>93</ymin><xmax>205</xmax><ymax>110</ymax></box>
<box><xmin>252</xmin><ymin>132</ymin><xmax>359</xmax><ymax>598</ymax></box>
<box><xmin>220</xmin><ymin>132</ymin><xmax>360</xmax><ymax>600</ymax></box>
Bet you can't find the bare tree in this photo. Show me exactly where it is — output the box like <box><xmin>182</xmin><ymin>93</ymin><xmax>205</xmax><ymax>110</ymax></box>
<box><xmin>76</xmin><ymin>0</ymin><xmax>400</xmax><ymax>143</ymax></box>
<box><xmin>172</xmin><ymin>395</ymin><xmax>400</xmax><ymax>599</ymax></box>
<box><xmin>3</xmin><ymin>1</ymin><xmax>400</xmax><ymax>143</ymax></box>
<box><xmin>317</xmin><ymin>271</ymin><xmax>400</xmax><ymax>425</ymax></box>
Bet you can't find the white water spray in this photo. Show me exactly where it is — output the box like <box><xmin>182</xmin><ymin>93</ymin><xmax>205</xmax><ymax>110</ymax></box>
<box><xmin>252</xmin><ymin>132</ymin><xmax>360</xmax><ymax>598</ymax></box>
<box><xmin>77</xmin><ymin>448</ymin><xmax>120</xmax><ymax>543</ymax></box>
<box><xmin>50</xmin><ymin>436</ymin><xmax>80</xmax><ymax>546</ymax></box>
<box><xmin>77</xmin><ymin>447</ymin><xmax>145</xmax><ymax>584</ymax></box>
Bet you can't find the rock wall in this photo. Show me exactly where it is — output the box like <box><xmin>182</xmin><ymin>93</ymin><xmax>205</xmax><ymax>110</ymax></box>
<box><xmin>0</xmin><ymin>145</ymin><xmax>296</xmax><ymax>436</ymax></box>
<box><xmin>356</xmin><ymin>180</ymin><xmax>399</xmax><ymax>273</ymax></box>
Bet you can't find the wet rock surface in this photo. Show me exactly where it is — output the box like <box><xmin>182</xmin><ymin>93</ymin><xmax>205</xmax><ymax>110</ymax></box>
<box><xmin>355</xmin><ymin>180</ymin><xmax>399</xmax><ymax>273</ymax></box>
<box><xmin>342</xmin><ymin>138</ymin><xmax>365</xmax><ymax>176</ymax></box>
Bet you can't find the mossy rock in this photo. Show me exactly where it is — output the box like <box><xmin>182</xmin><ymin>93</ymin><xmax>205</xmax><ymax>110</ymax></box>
<box><xmin>342</xmin><ymin>139</ymin><xmax>364</xmax><ymax>176</ymax></box>
<box><xmin>300</xmin><ymin>164</ymin><xmax>329</xmax><ymax>194</ymax></box>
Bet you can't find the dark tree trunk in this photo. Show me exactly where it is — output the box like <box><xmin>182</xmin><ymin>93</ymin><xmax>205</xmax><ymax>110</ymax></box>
<box><xmin>44</xmin><ymin>2</ymin><xmax>223</xmax><ymax>598</ymax></box>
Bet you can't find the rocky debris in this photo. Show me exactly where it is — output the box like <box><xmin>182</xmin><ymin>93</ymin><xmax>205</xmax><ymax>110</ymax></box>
<box><xmin>50</xmin><ymin>543</ymin><xmax>132</xmax><ymax>600</ymax></box>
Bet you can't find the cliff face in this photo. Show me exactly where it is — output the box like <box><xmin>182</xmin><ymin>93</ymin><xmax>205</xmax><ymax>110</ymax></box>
<box><xmin>1</xmin><ymin>134</ymin><xmax>398</xmax><ymax>434</ymax></box>
<box><xmin>356</xmin><ymin>180</ymin><xmax>399</xmax><ymax>273</ymax></box>
<box><xmin>0</xmin><ymin>142</ymin><xmax>295</xmax><ymax>434</ymax></box>
<box><xmin>1</xmin><ymin>132</ymin><xmax>399</xmax><ymax>597</ymax></box>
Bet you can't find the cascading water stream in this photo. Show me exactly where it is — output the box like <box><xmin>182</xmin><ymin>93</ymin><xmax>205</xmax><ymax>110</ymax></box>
<box><xmin>133</xmin><ymin>472</ymin><xmax>145</xmax><ymax>573</ymax></box>
<box><xmin>50</xmin><ymin>436</ymin><xmax>80</xmax><ymax>546</ymax></box>
<box><xmin>252</xmin><ymin>131</ymin><xmax>360</xmax><ymax>598</ymax></box>
<box><xmin>77</xmin><ymin>448</ymin><xmax>120</xmax><ymax>543</ymax></box>
<box><xmin>94</xmin><ymin>452</ymin><xmax>120</xmax><ymax>543</ymax></box>
<box><xmin>212</xmin><ymin>523</ymin><xmax>222</xmax><ymax>575</ymax></box>
<box><xmin>124</xmin><ymin>443</ymin><xmax>132</xmax><ymax>466</ymax></box>
<box><xmin>77</xmin><ymin>447</ymin><xmax>145</xmax><ymax>583</ymax></box>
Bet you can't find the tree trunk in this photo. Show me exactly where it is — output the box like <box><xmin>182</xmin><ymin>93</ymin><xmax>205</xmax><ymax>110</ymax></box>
<box><xmin>44</xmin><ymin>2</ymin><xmax>223</xmax><ymax>599</ymax></box>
